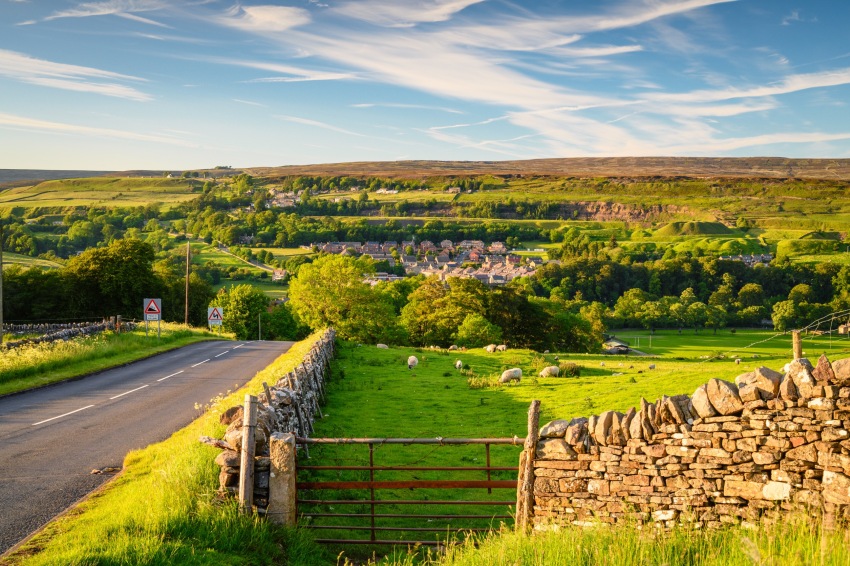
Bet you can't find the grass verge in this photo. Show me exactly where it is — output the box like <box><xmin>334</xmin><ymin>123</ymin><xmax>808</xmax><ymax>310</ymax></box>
<box><xmin>372</xmin><ymin>513</ymin><xmax>849</xmax><ymax>565</ymax></box>
<box><xmin>3</xmin><ymin>330</ymin><xmax>333</xmax><ymax>566</ymax></box>
<box><xmin>0</xmin><ymin>323</ymin><xmax>222</xmax><ymax>397</ymax></box>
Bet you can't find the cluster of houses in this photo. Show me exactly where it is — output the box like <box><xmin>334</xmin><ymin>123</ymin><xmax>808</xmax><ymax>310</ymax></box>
<box><xmin>305</xmin><ymin>239</ymin><xmax>537</xmax><ymax>286</ymax></box>
<box><xmin>717</xmin><ymin>253</ymin><xmax>774</xmax><ymax>267</ymax></box>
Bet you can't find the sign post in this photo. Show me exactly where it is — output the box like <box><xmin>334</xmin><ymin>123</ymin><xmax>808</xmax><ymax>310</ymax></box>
<box><xmin>144</xmin><ymin>298</ymin><xmax>162</xmax><ymax>338</ymax></box>
<box><xmin>208</xmin><ymin>307</ymin><xmax>223</xmax><ymax>335</ymax></box>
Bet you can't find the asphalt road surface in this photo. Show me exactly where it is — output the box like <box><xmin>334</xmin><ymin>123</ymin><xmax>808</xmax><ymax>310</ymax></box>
<box><xmin>0</xmin><ymin>339</ymin><xmax>293</xmax><ymax>554</ymax></box>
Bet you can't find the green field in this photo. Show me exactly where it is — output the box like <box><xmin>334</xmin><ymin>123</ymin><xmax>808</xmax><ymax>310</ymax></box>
<box><xmin>0</xmin><ymin>177</ymin><xmax>201</xmax><ymax>208</ymax></box>
<box><xmin>0</xmin><ymin>251</ymin><xmax>62</xmax><ymax>269</ymax></box>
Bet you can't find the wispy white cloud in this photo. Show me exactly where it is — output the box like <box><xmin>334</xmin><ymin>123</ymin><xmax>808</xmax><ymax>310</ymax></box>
<box><xmin>44</xmin><ymin>0</ymin><xmax>169</xmax><ymax>26</ymax></box>
<box><xmin>0</xmin><ymin>112</ymin><xmax>192</xmax><ymax>146</ymax></box>
<box><xmin>351</xmin><ymin>102</ymin><xmax>463</xmax><ymax>114</ymax></box>
<box><xmin>233</xmin><ymin>99</ymin><xmax>267</xmax><ymax>107</ymax></box>
<box><xmin>274</xmin><ymin>115</ymin><xmax>366</xmax><ymax>137</ymax></box>
<box><xmin>0</xmin><ymin>49</ymin><xmax>151</xmax><ymax>101</ymax></box>
<box><xmin>331</xmin><ymin>0</ymin><xmax>485</xmax><ymax>28</ymax></box>
<box><xmin>650</xmin><ymin>67</ymin><xmax>850</xmax><ymax>103</ymax></box>
<box><xmin>219</xmin><ymin>4</ymin><xmax>310</xmax><ymax>32</ymax></box>
<box><xmin>195</xmin><ymin>56</ymin><xmax>357</xmax><ymax>83</ymax></box>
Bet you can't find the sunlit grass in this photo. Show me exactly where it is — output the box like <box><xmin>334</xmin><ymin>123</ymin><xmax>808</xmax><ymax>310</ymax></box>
<box><xmin>0</xmin><ymin>323</ymin><xmax>221</xmax><ymax>396</ymax></box>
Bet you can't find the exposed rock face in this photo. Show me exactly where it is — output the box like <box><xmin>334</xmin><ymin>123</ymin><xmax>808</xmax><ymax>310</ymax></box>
<box><xmin>530</xmin><ymin>354</ymin><xmax>850</xmax><ymax>530</ymax></box>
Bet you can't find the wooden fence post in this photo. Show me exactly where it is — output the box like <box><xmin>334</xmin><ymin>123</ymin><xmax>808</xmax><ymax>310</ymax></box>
<box><xmin>515</xmin><ymin>400</ymin><xmax>540</xmax><ymax>534</ymax></box>
<box><xmin>267</xmin><ymin>432</ymin><xmax>297</xmax><ymax>525</ymax></box>
<box><xmin>238</xmin><ymin>394</ymin><xmax>258</xmax><ymax>514</ymax></box>
<box><xmin>792</xmin><ymin>330</ymin><xmax>803</xmax><ymax>360</ymax></box>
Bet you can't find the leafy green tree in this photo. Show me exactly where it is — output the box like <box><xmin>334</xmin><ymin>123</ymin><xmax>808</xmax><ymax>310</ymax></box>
<box><xmin>738</xmin><ymin>283</ymin><xmax>765</xmax><ymax>308</ymax></box>
<box><xmin>771</xmin><ymin>300</ymin><xmax>799</xmax><ymax>332</ymax></box>
<box><xmin>288</xmin><ymin>254</ymin><xmax>399</xmax><ymax>343</ymax></box>
<box><xmin>788</xmin><ymin>283</ymin><xmax>815</xmax><ymax>304</ymax></box>
<box><xmin>454</xmin><ymin>313</ymin><xmax>502</xmax><ymax>347</ymax></box>
<box><xmin>214</xmin><ymin>284</ymin><xmax>269</xmax><ymax>340</ymax></box>
<box><xmin>64</xmin><ymin>238</ymin><xmax>160</xmax><ymax>318</ymax></box>
<box><xmin>264</xmin><ymin>302</ymin><xmax>309</xmax><ymax>341</ymax></box>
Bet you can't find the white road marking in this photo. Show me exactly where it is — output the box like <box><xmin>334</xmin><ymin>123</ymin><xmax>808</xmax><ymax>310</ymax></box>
<box><xmin>214</xmin><ymin>351</ymin><xmax>229</xmax><ymax>358</ymax></box>
<box><xmin>192</xmin><ymin>359</ymin><xmax>210</xmax><ymax>367</ymax></box>
<box><xmin>110</xmin><ymin>384</ymin><xmax>149</xmax><ymax>400</ymax></box>
<box><xmin>33</xmin><ymin>405</ymin><xmax>95</xmax><ymax>426</ymax></box>
<box><xmin>157</xmin><ymin>370</ymin><xmax>184</xmax><ymax>382</ymax></box>
<box><xmin>233</xmin><ymin>344</ymin><xmax>244</xmax><ymax>349</ymax></box>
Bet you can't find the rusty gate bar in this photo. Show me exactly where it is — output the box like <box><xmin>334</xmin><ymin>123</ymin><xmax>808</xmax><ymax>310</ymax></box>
<box><xmin>298</xmin><ymin>437</ymin><xmax>523</xmax><ymax>445</ymax></box>
<box><xmin>294</xmin><ymin>436</ymin><xmax>522</xmax><ymax>546</ymax></box>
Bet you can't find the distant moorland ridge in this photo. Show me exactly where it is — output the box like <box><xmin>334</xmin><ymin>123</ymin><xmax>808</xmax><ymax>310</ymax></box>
<box><xmin>244</xmin><ymin>157</ymin><xmax>850</xmax><ymax>180</ymax></box>
<box><xmin>3</xmin><ymin>157</ymin><xmax>850</xmax><ymax>185</ymax></box>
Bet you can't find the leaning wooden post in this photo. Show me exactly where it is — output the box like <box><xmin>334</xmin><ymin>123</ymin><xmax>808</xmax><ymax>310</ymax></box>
<box><xmin>267</xmin><ymin>432</ymin><xmax>297</xmax><ymax>525</ymax></box>
<box><xmin>792</xmin><ymin>330</ymin><xmax>803</xmax><ymax>360</ymax></box>
<box><xmin>515</xmin><ymin>400</ymin><xmax>540</xmax><ymax>534</ymax></box>
<box><xmin>238</xmin><ymin>394</ymin><xmax>258</xmax><ymax>514</ymax></box>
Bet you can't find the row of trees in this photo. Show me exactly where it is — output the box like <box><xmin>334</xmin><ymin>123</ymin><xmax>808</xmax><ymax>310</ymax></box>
<box><xmin>286</xmin><ymin>255</ymin><xmax>602</xmax><ymax>352</ymax></box>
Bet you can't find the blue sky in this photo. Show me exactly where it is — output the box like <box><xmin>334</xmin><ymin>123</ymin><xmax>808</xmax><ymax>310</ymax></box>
<box><xmin>1</xmin><ymin>0</ymin><xmax>849</xmax><ymax>170</ymax></box>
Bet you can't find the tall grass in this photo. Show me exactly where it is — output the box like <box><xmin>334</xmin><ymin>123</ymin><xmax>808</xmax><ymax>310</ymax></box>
<box><xmin>373</xmin><ymin>514</ymin><xmax>849</xmax><ymax>565</ymax></box>
<box><xmin>0</xmin><ymin>324</ymin><xmax>219</xmax><ymax>396</ymax></box>
<box><xmin>5</xmin><ymin>330</ymin><xmax>333</xmax><ymax>565</ymax></box>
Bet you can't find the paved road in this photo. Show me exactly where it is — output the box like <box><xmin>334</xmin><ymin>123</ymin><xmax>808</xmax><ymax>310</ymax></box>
<box><xmin>0</xmin><ymin>340</ymin><xmax>293</xmax><ymax>554</ymax></box>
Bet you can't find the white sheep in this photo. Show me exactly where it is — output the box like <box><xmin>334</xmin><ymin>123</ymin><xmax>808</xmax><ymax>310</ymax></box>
<box><xmin>376</xmin><ymin>343</ymin><xmax>389</xmax><ymax>349</ymax></box>
<box><xmin>600</xmin><ymin>362</ymin><xmax>605</xmax><ymax>367</ymax></box>
<box><xmin>455</xmin><ymin>359</ymin><xmax>463</xmax><ymax>370</ymax></box>
<box><xmin>496</xmin><ymin>344</ymin><xmax>507</xmax><ymax>352</ymax></box>
<box><xmin>448</xmin><ymin>345</ymin><xmax>458</xmax><ymax>351</ymax></box>
<box><xmin>485</xmin><ymin>344</ymin><xmax>497</xmax><ymax>353</ymax></box>
<box><xmin>408</xmin><ymin>355</ymin><xmax>418</xmax><ymax>370</ymax></box>
<box><xmin>499</xmin><ymin>368</ymin><xmax>522</xmax><ymax>383</ymax></box>
<box><xmin>539</xmin><ymin>366</ymin><xmax>560</xmax><ymax>378</ymax></box>
<box><xmin>648</xmin><ymin>363</ymin><xmax>656</xmax><ymax>370</ymax></box>
<box><xmin>735</xmin><ymin>359</ymin><xmax>741</xmax><ymax>365</ymax></box>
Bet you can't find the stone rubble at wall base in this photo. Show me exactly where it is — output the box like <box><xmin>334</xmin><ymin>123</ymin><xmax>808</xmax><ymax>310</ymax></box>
<box><xmin>533</xmin><ymin>354</ymin><xmax>850</xmax><ymax>530</ymax></box>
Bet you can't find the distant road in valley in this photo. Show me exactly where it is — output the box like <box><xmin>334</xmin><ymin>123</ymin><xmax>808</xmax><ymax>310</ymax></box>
<box><xmin>0</xmin><ymin>340</ymin><xmax>293</xmax><ymax>555</ymax></box>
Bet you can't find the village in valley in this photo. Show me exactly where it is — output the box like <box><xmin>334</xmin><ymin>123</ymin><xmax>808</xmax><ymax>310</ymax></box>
<box><xmin>305</xmin><ymin>239</ymin><xmax>539</xmax><ymax>285</ymax></box>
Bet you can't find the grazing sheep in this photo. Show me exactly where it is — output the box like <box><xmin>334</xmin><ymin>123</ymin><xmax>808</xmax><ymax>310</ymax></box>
<box><xmin>553</xmin><ymin>355</ymin><xmax>559</xmax><ymax>361</ymax></box>
<box><xmin>496</xmin><ymin>344</ymin><xmax>507</xmax><ymax>352</ymax></box>
<box><xmin>408</xmin><ymin>356</ymin><xmax>418</xmax><ymax>370</ymax></box>
<box><xmin>448</xmin><ymin>345</ymin><xmax>458</xmax><ymax>351</ymax></box>
<box><xmin>485</xmin><ymin>344</ymin><xmax>497</xmax><ymax>353</ymax></box>
<box><xmin>735</xmin><ymin>359</ymin><xmax>741</xmax><ymax>365</ymax></box>
<box><xmin>648</xmin><ymin>363</ymin><xmax>656</xmax><ymax>370</ymax></box>
<box><xmin>499</xmin><ymin>368</ymin><xmax>522</xmax><ymax>384</ymax></box>
<box><xmin>376</xmin><ymin>343</ymin><xmax>389</xmax><ymax>349</ymax></box>
<box><xmin>539</xmin><ymin>366</ymin><xmax>560</xmax><ymax>378</ymax></box>
<box><xmin>455</xmin><ymin>360</ymin><xmax>463</xmax><ymax>370</ymax></box>
<box><xmin>600</xmin><ymin>362</ymin><xmax>605</xmax><ymax>367</ymax></box>
<box><xmin>543</xmin><ymin>350</ymin><xmax>550</xmax><ymax>354</ymax></box>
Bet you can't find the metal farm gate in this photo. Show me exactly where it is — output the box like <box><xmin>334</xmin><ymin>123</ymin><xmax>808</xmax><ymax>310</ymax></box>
<box><xmin>294</xmin><ymin>436</ymin><xmax>524</xmax><ymax>546</ymax></box>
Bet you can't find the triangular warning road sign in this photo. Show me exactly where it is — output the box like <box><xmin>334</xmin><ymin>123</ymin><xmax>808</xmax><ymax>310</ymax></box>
<box><xmin>145</xmin><ymin>299</ymin><xmax>161</xmax><ymax>314</ymax></box>
<box><xmin>208</xmin><ymin>308</ymin><xmax>222</xmax><ymax>321</ymax></box>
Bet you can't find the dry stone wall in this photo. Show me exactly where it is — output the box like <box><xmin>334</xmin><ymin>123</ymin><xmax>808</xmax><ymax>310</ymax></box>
<box><xmin>201</xmin><ymin>329</ymin><xmax>335</xmax><ymax>510</ymax></box>
<box><xmin>532</xmin><ymin>354</ymin><xmax>850</xmax><ymax>529</ymax></box>
<box><xmin>2</xmin><ymin>319</ymin><xmax>136</xmax><ymax>349</ymax></box>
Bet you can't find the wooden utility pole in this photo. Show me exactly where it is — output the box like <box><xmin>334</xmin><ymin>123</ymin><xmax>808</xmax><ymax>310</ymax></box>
<box><xmin>184</xmin><ymin>242</ymin><xmax>190</xmax><ymax>325</ymax></box>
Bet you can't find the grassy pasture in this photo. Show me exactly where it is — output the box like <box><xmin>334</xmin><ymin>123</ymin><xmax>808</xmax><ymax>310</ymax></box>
<box><xmin>311</xmin><ymin>329</ymin><xmax>850</xmax><ymax>562</ymax></box>
<box><xmin>0</xmin><ymin>177</ymin><xmax>200</xmax><ymax>209</ymax></box>
<box><xmin>0</xmin><ymin>251</ymin><xmax>62</xmax><ymax>269</ymax></box>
